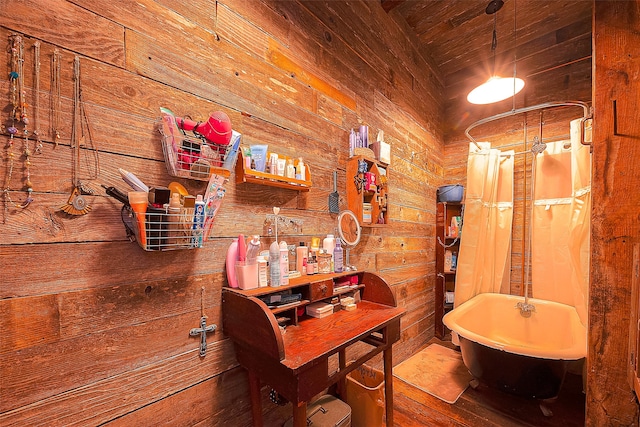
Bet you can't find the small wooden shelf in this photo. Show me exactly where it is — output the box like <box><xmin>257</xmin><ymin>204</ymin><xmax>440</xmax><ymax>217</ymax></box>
<box><xmin>271</xmin><ymin>300</ymin><xmax>310</xmax><ymax>315</ymax></box>
<box><xmin>346</xmin><ymin>155</ymin><xmax>389</xmax><ymax>226</ymax></box>
<box><xmin>235</xmin><ymin>152</ymin><xmax>312</xmax><ymax>191</ymax></box>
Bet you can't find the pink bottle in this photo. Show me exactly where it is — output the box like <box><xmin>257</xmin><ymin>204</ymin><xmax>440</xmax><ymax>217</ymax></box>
<box><xmin>226</xmin><ymin>238</ymin><xmax>239</xmax><ymax>288</ymax></box>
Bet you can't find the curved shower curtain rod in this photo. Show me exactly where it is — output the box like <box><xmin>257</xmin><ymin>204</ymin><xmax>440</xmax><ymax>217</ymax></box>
<box><xmin>465</xmin><ymin>101</ymin><xmax>592</xmax><ymax>148</ymax></box>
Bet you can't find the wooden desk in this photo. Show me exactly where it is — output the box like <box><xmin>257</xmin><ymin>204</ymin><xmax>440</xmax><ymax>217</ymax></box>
<box><xmin>222</xmin><ymin>271</ymin><xmax>405</xmax><ymax>427</ymax></box>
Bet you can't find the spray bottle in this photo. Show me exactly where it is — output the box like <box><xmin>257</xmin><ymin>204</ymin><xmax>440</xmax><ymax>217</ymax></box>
<box><xmin>279</xmin><ymin>241</ymin><xmax>289</xmax><ymax>285</ymax></box>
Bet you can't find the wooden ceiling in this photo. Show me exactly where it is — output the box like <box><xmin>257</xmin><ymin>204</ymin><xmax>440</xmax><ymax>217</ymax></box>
<box><xmin>383</xmin><ymin>0</ymin><xmax>593</xmax><ymax>134</ymax></box>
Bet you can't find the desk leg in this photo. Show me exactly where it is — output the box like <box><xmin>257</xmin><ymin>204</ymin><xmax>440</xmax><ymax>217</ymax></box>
<box><xmin>383</xmin><ymin>347</ymin><xmax>394</xmax><ymax>426</ymax></box>
<box><xmin>247</xmin><ymin>370</ymin><xmax>263</xmax><ymax>427</ymax></box>
<box><xmin>338</xmin><ymin>349</ymin><xmax>347</xmax><ymax>396</ymax></box>
<box><xmin>292</xmin><ymin>402</ymin><xmax>307</xmax><ymax>427</ymax></box>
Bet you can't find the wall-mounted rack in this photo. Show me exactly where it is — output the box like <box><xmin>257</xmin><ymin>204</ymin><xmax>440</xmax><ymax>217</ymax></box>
<box><xmin>235</xmin><ymin>152</ymin><xmax>312</xmax><ymax>191</ymax></box>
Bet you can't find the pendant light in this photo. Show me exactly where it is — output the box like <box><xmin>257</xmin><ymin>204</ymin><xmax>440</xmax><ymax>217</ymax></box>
<box><xmin>467</xmin><ymin>0</ymin><xmax>524</xmax><ymax>105</ymax></box>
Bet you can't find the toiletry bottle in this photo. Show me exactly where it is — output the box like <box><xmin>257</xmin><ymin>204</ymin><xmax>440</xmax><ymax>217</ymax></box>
<box><xmin>269</xmin><ymin>153</ymin><xmax>278</xmax><ymax>175</ymax></box>
<box><xmin>286</xmin><ymin>159</ymin><xmax>295</xmax><ymax>178</ymax></box>
<box><xmin>279</xmin><ymin>241</ymin><xmax>289</xmax><ymax>285</ymax></box>
<box><xmin>333</xmin><ymin>238</ymin><xmax>344</xmax><ymax>273</ymax></box>
<box><xmin>277</xmin><ymin>158</ymin><xmax>286</xmax><ymax>176</ymax></box>
<box><xmin>167</xmin><ymin>193</ymin><xmax>181</xmax><ymax>246</ymax></box>
<box><xmin>296</xmin><ymin>241</ymin><xmax>308</xmax><ymax>276</ymax></box>
<box><xmin>237</xmin><ymin>234</ymin><xmax>246</xmax><ymax>262</ymax></box>
<box><xmin>323</xmin><ymin>234</ymin><xmax>335</xmax><ymax>272</ymax></box>
<box><xmin>128</xmin><ymin>191</ymin><xmax>149</xmax><ymax>249</ymax></box>
<box><xmin>246</xmin><ymin>235</ymin><xmax>261</xmax><ymax>263</ymax></box>
<box><xmin>295</xmin><ymin>158</ymin><xmax>305</xmax><ymax>180</ymax></box>
<box><xmin>192</xmin><ymin>195</ymin><xmax>206</xmax><ymax>248</ymax></box>
<box><xmin>269</xmin><ymin>241</ymin><xmax>281</xmax><ymax>287</ymax></box>
<box><xmin>312</xmin><ymin>252</ymin><xmax>319</xmax><ymax>274</ymax></box>
<box><xmin>226</xmin><ymin>238</ymin><xmax>239</xmax><ymax>288</ymax></box>
<box><xmin>306</xmin><ymin>252</ymin><xmax>315</xmax><ymax>275</ymax></box>
<box><xmin>349</xmin><ymin>128</ymin><xmax>356</xmax><ymax>157</ymax></box>
<box><xmin>146</xmin><ymin>189</ymin><xmax>165</xmax><ymax>250</ymax></box>
<box><xmin>257</xmin><ymin>256</ymin><xmax>268</xmax><ymax>287</ymax></box>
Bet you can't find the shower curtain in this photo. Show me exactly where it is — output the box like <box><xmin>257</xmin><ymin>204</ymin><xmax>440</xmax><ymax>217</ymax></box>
<box><xmin>453</xmin><ymin>142</ymin><xmax>514</xmax><ymax>309</ymax></box>
<box><xmin>531</xmin><ymin>118</ymin><xmax>591</xmax><ymax>324</ymax></box>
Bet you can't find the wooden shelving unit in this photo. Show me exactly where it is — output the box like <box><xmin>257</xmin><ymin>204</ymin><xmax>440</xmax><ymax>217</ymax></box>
<box><xmin>235</xmin><ymin>152</ymin><xmax>312</xmax><ymax>191</ymax></box>
<box><xmin>346</xmin><ymin>155</ymin><xmax>389</xmax><ymax>227</ymax></box>
<box><xmin>435</xmin><ymin>201</ymin><xmax>463</xmax><ymax>339</ymax></box>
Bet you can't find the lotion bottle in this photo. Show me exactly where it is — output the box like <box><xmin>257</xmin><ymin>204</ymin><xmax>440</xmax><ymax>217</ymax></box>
<box><xmin>323</xmin><ymin>234</ymin><xmax>335</xmax><ymax>272</ymax></box>
<box><xmin>286</xmin><ymin>159</ymin><xmax>295</xmax><ymax>178</ymax></box>
<box><xmin>269</xmin><ymin>241</ymin><xmax>281</xmax><ymax>287</ymax></box>
<box><xmin>279</xmin><ymin>241</ymin><xmax>289</xmax><ymax>285</ymax></box>
<box><xmin>296</xmin><ymin>241</ymin><xmax>308</xmax><ymax>276</ymax></box>
<box><xmin>246</xmin><ymin>235</ymin><xmax>261</xmax><ymax>263</ymax></box>
<box><xmin>295</xmin><ymin>158</ymin><xmax>305</xmax><ymax>180</ymax></box>
<box><xmin>333</xmin><ymin>238</ymin><xmax>344</xmax><ymax>273</ymax></box>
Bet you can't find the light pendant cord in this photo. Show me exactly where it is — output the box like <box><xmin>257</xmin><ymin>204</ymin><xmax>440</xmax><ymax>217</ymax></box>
<box><xmin>491</xmin><ymin>13</ymin><xmax>498</xmax><ymax>76</ymax></box>
<box><xmin>512</xmin><ymin>0</ymin><xmax>518</xmax><ymax>111</ymax></box>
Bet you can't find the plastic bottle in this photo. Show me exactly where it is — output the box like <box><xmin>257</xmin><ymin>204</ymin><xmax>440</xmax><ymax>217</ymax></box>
<box><xmin>269</xmin><ymin>153</ymin><xmax>278</xmax><ymax>175</ymax></box>
<box><xmin>237</xmin><ymin>234</ymin><xmax>246</xmax><ymax>261</ymax></box>
<box><xmin>295</xmin><ymin>158</ymin><xmax>305</xmax><ymax>180</ymax></box>
<box><xmin>279</xmin><ymin>241</ymin><xmax>289</xmax><ymax>285</ymax></box>
<box><xmin>246</xmin><ymin>235</ymin><xmax>261</xmax><ymax>263</ymax></box>
<box><xmin>333</xmin><ymin>237</ymin><xmax>344</xmax><ymax>273</ymax></box>
<box><xmin>323</xmin><ymin>234</ymin><xmax>335</xmax><ymax>272</ymax></box>
<box><xmin>306</xmin><ymin>254</ymin><xmax>315</xmax><ymax>275</ymax></box>
<box><xmin>269</xmin><ymin>241</ymin><xmax>281</xmax><ymax>287</ymax></box>
<box><xmin>286</xmin><ymin>159</ymin><xmax>295</xmax><ymax>178</ymax></box>
<box><xmin>296</xmin><ymin>241</ymin><xmax>308</xmax><ymax>275</ymax></box>
<box><xmin>226</xmin><ymin>238</ymin><xmax>239</xmax><ymax>288</ymax></box>
<box><xmin>167</xmin><ymin>192</ymin><xmax>181</xmax><ymax>246</ymax></box>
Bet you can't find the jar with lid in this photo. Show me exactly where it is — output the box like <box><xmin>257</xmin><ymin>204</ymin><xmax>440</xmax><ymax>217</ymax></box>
<box><xmin>317</xmin><ymin>250</ymin><xmax>332</xmax><ymax>274</ymax></box>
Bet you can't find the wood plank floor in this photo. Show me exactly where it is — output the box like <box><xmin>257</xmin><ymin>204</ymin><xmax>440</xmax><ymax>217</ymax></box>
<box><xmin>390</xmin><ymin>338</ymin><xmax>586</xmax><ymax>427</ymax></box>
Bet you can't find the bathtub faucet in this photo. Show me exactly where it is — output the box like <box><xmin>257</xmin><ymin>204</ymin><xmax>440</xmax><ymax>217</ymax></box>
<box><xmin>516</xmin><ymin>301</ymin><xmax>536</xmax><ymax>317</ymax></box>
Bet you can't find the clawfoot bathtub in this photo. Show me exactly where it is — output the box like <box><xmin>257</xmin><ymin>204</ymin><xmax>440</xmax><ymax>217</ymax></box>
<box><xmin>443</xmin><ymin>293</ymin><xmax>586</xmax><ymax>405</ymax></box>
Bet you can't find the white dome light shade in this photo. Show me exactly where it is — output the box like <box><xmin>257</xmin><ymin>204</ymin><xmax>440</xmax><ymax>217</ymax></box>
<box><xmin>467</xmin><ymin>76</ymin><xmax>525</xmax><ymax>104</ymax></box>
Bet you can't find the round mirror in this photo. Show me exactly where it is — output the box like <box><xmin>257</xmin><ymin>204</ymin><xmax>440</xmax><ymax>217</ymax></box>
<box><xmin>337</xmin><ymin>210</ymin><xmax>361</xmax><ymax>270</ymax></box>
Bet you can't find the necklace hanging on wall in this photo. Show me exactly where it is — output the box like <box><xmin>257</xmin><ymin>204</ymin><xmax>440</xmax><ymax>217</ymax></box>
<box><xmin>2</xmin><ymin>34</ymin><xmax>34</xmax><ymax>222</ymax></box>
<box><xmin>32</xmin><ymin>41</ymin><xmax>44</xmax><ymax>156</ymax></box>
<box><xmin>50</xmin><ymin>48</ymin><xmax>62</xmax><ymax>147</ymax></box>
<box><xmin>60</xmin><ymin>55</ymin><xmax>100</xmax><ymax>216</ymax></box>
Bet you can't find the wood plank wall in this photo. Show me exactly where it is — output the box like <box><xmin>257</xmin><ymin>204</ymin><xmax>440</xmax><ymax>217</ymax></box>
<box><xmin>588</xmin><ymin>2</ymin><xmax>640</xmax><ymax>424</ymax></box>
<box><xmin>0</xmin><ymin>0</ymin><xmax>444</xmax><ymax>425</ymax></box>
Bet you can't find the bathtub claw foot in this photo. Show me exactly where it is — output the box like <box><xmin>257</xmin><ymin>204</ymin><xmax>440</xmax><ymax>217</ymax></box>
<box><xmin>469</xmin><ymin>378</ymin><xmax>480</xmax><ymax>390</ymax></box>
<box><xmin>539</xmin><ymin>397</ymin><xmax>558</xmax><ymax>417</ymax></box>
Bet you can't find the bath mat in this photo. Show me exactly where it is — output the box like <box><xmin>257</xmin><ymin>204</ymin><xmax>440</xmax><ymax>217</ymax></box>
<box><xmin>393</xmin><ymin>343</ymin><xmax>473</xmax><ymax>404</ymax></box>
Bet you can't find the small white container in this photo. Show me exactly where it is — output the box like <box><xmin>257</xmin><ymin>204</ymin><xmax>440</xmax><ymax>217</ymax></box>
<box><xmin>257</xmin><ymin>256</ymin><xmax>268</xmax><ymax>287</ymax></box>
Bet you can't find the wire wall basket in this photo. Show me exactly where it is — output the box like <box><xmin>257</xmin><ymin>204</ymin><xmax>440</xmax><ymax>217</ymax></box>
<box><xmin>159</xmin><ymin>115</ymin><xmax>241</xmax><ymax>181</ymax></box>
<box><xmin>121</xmin><ymin>175</ymin><xmax>227</xmax><ymax>251</ymax></box>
